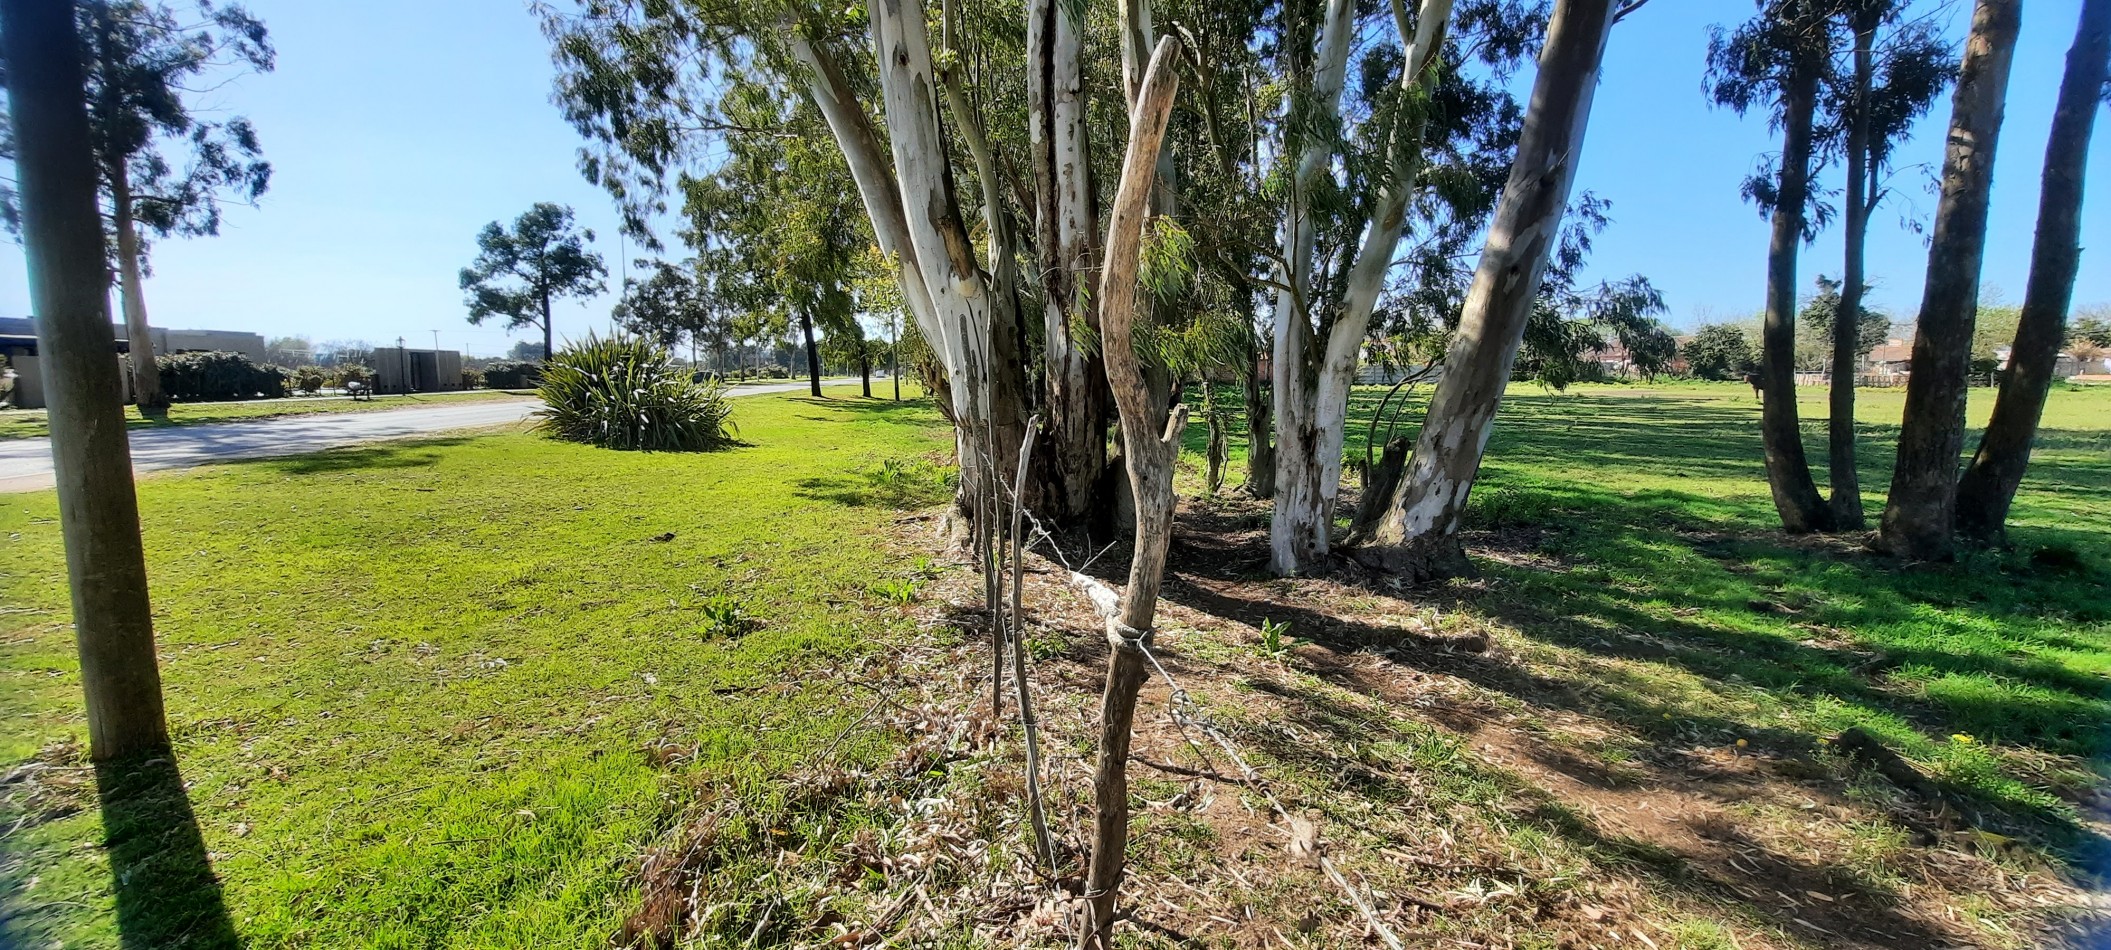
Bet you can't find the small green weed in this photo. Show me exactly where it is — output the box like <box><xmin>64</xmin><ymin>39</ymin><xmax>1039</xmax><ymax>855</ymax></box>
<box><xmin>1258</xmin><ymin>618</ymin><xmax>1293</xmax><ymax>658</ymax></box>
<box><xmin>699</xmin><ymin>594</ymin><xmax>758</xmax><ymax>636</ymax></box>
<box><xmin>871</xmin><ymin>579</ymin><xmax>920</xmax><ymax>605</ymax></box>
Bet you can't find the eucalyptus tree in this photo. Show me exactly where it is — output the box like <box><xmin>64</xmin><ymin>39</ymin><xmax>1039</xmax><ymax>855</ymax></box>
<box><xmin>545</xmin><ymin>0</ymin><xmax>1035</xmax><ymax>517</ymax></box>
<box><xmin>0</xmin><ymin>1</ymin><xmax>275</xmax><ymax>408</ymax></box>
<box><xmin>1263</xmin><ymin>0</ymin><xmax>1553</xmax><ymax>575</ymax></box>
<box><xmin>1818</xmin><ymin>0</ymin><xmax>1952</xmax><ymax>526</ymax></box>
<box><xmin>612</xmin><ymin>257</ymin><xmax>731</xmax><ymax>366</ymax></box>
<box><xmin>682</xmin><ymin>82</ymin><xmax>863</xmax><ymax>398</ymax></box>
<box><xmin>2</xmin><ymin>0</ymin><xmax>169</xmax><ymax>758</ymax></box>
<box><xmin>460</xmin><ymin>202</ymin><xmax>608</xmax><ymax>360</ymax></box>
<box><xmin>1352</xmin><ymin>0</ymin><xmax>1633</xmax><ymax>579</ymax></box>
<box><xmin>1879</xmin><ymin>0</ymin><xmax>2020</xmax><ymax>560</ymax></box>
<box><xmin>1955</xmin><ymin>0</ymin><xmax>2111</xmax><ymax>542</ymax></box>
<box><xmin>1705</xmin><ymin>0</ymin><xmax>1841</xmax><ymax>533</ymax></box>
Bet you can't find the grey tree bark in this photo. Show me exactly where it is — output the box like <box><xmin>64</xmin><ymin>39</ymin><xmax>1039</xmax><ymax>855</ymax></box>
<box><xmin>1956</xmin><ymin>0</ymin><xmax>2110</xmax><ymax>542</ymax></box>
<box><xmin>1830</xmin><ymin>7</ymin><xmax>1878</xmax><ymax>529</ymax></box>
<box><xmin>1879</xmin><ymin>0</ymin><xmax>2021</xmax><ymax>560</ymax></box>
<box><xmin>1352</xmin><ymin>0</ymin><xmax>1618</xmax><ymax>580</ymax></box>
<box><xmin>108</xmin><ymin>163</ymin><xmax>168</xmax><ymax>410</ymax></box>
<box><xmin>1757</xmin><ymin>42</ymin><xmax>1834</xmax><ymax>534</ymax></box>
<box><xmin>1026</xmin><ymin>0</ymin><xmax>1112</xmax><ymax>526</ymax></box>
<box><xmin>1078</xmin><ymin>33</ymin><xmax>1182</xmax><ymax>950</ymax></box>
<box><xmin>2</xmin><ymin>0</ymin><xmax>171</xmax><ymax>760</ymax></box>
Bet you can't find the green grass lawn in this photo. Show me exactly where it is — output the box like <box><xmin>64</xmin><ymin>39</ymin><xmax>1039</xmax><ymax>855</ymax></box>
<box><xmin>0</xmin><ymin>389</ymin><xmax>537</xmax><ymax>440</ymax></box>
<box><xmin>0</xmin><ymin>389</ymin><xmax>954</xmax><ymax>948</ymax></box>
<box><xmin>1185</xmin><ymin>379</ymin><xmax>2111</xmax><ymax>834</ymax></box>
<box><xmin>3</xmin><ymin>378</ymin><xmax>2106</xmax><ymax>948</ymax></box>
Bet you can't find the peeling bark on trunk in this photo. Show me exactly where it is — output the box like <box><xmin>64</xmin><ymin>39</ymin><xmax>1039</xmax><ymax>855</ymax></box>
<box><xmin>1027</xmin><ymin>0</ymin><xmax>1111</xmax><ymax>526</ymax></box>
<box><xmin>1956</xmin><ymin>0</ymin><xmax>2110</xmax><ymax>543</ymax></box>
<box><xmin>1269</xmin><ymin>0</ymin><xmax>1453</xmax><ymax>576</ymax></box>
<box><xmin>3</xmin><ymin>0</ymin><xmax>170</xmax><ymax>759</ymax></box>
<box><xmin>109</xmin><ymin>165</ymin><xmax>166</xmax><ymax>410</ymax></box>
<box><xmin>1830</xmin><ymin>9</ymin><xmax>1877</xmax><ymax>530</ymax></box>
<box><xmin>1353</xmin><ymin>0</ymin><xmax>1617</xmax><ymax>580</ymax></box>
<box><xmin>1078</xmin><ymin>34</ymin><xmax>1182</xmax><ymax>950</ymax></box>
<box><xmin>1878</xmin><ymin>0</ymin><xmax>2020</xmax><ymax>561</ymax></box>
<box><xmin>1758</xmin><ymin>51</ymin><xmax>1834</xmax><ymax>534</ymax></box>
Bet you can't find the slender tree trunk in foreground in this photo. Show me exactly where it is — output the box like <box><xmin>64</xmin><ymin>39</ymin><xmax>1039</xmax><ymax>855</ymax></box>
<box><xmin>1830</xmin><ymin>9</ymin><xmax>1877</xmax><ymax>529</ymax></box>
<box><xmin>1758</xmin><ymin>48</ymin><xmax>1834</xmax><ymax>534</ymax></box>
<box><xmin>1879</xmin><ymin>0</ymin><xmax>2020</xmax><ymax>560</ymax></box>
<box><xmin>860</xmin><ymin>349</ymin><xmax>873</xmax><ymax>398</ymax></box>
<box><xmin>109</xmin><ymin>165</ymin><xmax>167</xmax><ymax>410</ymax></box>
<box><xmin>800</xmin><ymin>310</ymin><xmax>822</xmax><ymax>397</ymax></box>
<box><xmin>1353</xmin><ymin>0</ymin><xmax>1617</xmax><ymax>579</ymax></box>
<box><xmin>1079</xmin><ymin>35</ymin><xmax>1181</xmax><ymax>950</ymax></box>
<box><xmin>1957</xmin><ymin>0</ymin><xmax>2110</xmax><ymax>543</ymax></box>
<box><xmin>2</xmin><ymin>0</ymin><xmax>171</xmax><ymax>760</ymax></box>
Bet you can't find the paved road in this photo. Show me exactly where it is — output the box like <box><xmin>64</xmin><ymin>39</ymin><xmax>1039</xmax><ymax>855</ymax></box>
<box><xmin>0</xmin><ymin>380</ymin><xmax>861</xmax><ymax>493</ymax></box>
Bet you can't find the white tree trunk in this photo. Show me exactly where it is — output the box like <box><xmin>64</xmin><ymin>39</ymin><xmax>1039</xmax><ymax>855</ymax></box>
<box><xmin>1269</xmin><ymin>0</ymin><xmax>1452</xmax><ymax>575</ymax></box>
<box><xmin>1355</xmin><ymin>0</ymin><xmax>1618</xmax><ymax>579</ymax></box>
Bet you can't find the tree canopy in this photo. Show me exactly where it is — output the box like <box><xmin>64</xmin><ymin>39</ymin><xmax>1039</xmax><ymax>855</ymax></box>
<box><xmin>460</xmin><ymin>202</ymin><xmax>608</xmax><ymax>360</ymax></box>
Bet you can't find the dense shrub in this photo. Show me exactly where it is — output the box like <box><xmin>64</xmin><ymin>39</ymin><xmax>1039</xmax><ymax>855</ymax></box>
<box><xmin>293</xmin><ymin>365</ymin><xmax>329</xmax><ymax>394</ymax></box>
<box><xmin>483</xmin><ymin>360</ymin><xmax>542</xmax><ymax>389</ymax></box>
<box><xmin>158</xmin><ymin>351</ymin><xmax>289</xmax><ymax>401</ymax></box>
<box><xmin>461</xmin><ymin>367</ymin><xmax>485</xmax><ymax>389</ymax></box>
<box><xmin>760</xmin><ymin>364</ymin><xmax>789</xmax><ymax>379</ymax></box>
<box><xmin>332</xmin><ymin>364</ymin><xmax>373</xmax><ymax>388</ymax></box>
<box><xmin>535</xmin><ymin>334</ymin><xmax>736</xmax><ymax>451</ymax></box>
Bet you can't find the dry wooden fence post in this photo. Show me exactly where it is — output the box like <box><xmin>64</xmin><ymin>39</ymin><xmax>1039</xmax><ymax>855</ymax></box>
<box><xmin>1076</xmin><ymin>33</ymin><xmax>1183</xmax><ymax>950</ymax></box>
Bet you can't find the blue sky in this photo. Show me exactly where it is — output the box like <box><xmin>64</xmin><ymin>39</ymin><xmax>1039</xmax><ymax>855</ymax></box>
<box><xmin>1</xmin><ymin>0</ymin><xmax>2106</xmax><ymax>356</ymax></box>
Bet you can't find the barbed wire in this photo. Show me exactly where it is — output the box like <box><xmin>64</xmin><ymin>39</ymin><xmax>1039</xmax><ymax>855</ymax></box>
<box><xmin>1009</xmin><ymin>502</ymin><xmax>1407</xmax><ymax>948</ymax></box>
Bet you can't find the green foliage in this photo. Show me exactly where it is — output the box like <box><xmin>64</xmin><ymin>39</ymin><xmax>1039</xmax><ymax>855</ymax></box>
<box><xmin>869</xmin><ymin>579</ymin><xmax>920</xmax><ymax>605</ymax></box>
<box><xmin>1796</xmin><ymin>276</ymin><xmax>1890</xmax><ymax>370</ymax></box>
<box><xmin>460</xmin><ymin>203</ymin><xmax>607</xmax><ymax>351</ymax></box>
<box><xmin>331</xmin><ymin>363</ymin><xmax>372</xmax><ymax>388</ymax></box>
<box><xmin>1466</xmin><ymin>485</ymin><xmax>1557</xmax><ymax>528</ymax></box>
<box><xmin>1682</xmin><ymin>323</ymin><xmax>1759</xmax><ymax>380</ymax></box>
<box><xmin>156</xmin><ymin>351</ymin><xmax>288</xmax><ymax>401</ymax></box>
<box><xmin>460</xmin><ymin>368</ymin><xmax>485</xmax><ymax>390</ymax></box>
<box><xmin>535</xmin><ymin>334</ymin><xmax>736</xmax><ymax>452</ymax></box>
<box><xmin>4</xmin><ymin>2</ymin><xmax>277</xmax><ymax>241</ymax></box>
<box><xmin>481</xmin><ymin>360</ymin><xmax>542</xmax><ymax>389</ymax></box>
<box><xmin>698</xmin><ymin>594</ymin><xmax>758</xmax><ymax>637</ymax></box>
<box><xmin>1258</xmin><ymin>618</ymin><xmax>1294</xmax><ymax>658</ymax></box>
<box><xmin>292</xmin><ymin>366</ymin><xmax>328</xmax><ymax>394</ymax></box>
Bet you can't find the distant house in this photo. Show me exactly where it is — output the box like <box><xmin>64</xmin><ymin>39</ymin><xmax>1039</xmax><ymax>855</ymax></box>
<box><xmin>1864</xmin><ymin>339</ymin><xmax>1914</xmax><ymax>379</ymax></box>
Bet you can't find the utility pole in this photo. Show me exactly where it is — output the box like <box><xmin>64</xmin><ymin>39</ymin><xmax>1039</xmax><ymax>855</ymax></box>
<box><xmin>2</xmin><ymin>0</ymin><xmax>170</xmax><ymax>758</ymax></box>
<box><xmin>431</xmin><ymin>330</ymin><xmax>439</xmax><ymax>352</ymax></box>
<box><xmin>397</xmin><ymin>335</ymin><xmax>410</xmax><ymax>393</ymax></box>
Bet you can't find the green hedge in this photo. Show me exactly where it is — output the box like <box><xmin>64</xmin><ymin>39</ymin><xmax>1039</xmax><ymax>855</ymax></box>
<box><xmin>483</xmin><ymin>360</ymin><xmax>542</xmax><ymax>389</ymax></box>
<box><xmin>157</xmin><ymin>351</ymin><xmax>289</xmax><ymax>401</ymax></box>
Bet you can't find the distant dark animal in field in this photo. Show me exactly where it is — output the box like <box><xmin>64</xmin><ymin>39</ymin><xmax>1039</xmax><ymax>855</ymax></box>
<box><xmin>1743</xmin><ymin>373</ymin><xmax>1762</xmax><ymax>401</ymax></box>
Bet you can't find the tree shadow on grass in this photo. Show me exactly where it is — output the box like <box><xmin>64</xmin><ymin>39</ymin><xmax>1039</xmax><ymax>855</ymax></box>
<box><xmin>787</xmin><ymin>395</ymin><xmax>950</xmax><ymax>429</ymax></box>
<box><xmin>218</xmin><ymin>436</ymin><xmax>481</xmax><ymax>476</ymax></box>
<box><xmin>95</xmin><ymin>754</ymin><xmax>237</xmax><ymax>949</ymax></box>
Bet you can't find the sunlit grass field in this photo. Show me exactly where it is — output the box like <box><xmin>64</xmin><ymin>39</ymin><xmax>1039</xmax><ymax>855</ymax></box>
<box><xmin>2</xmin><ymin>379</ymin><xmax>2106</xmax><ymax>947</ymax></box>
